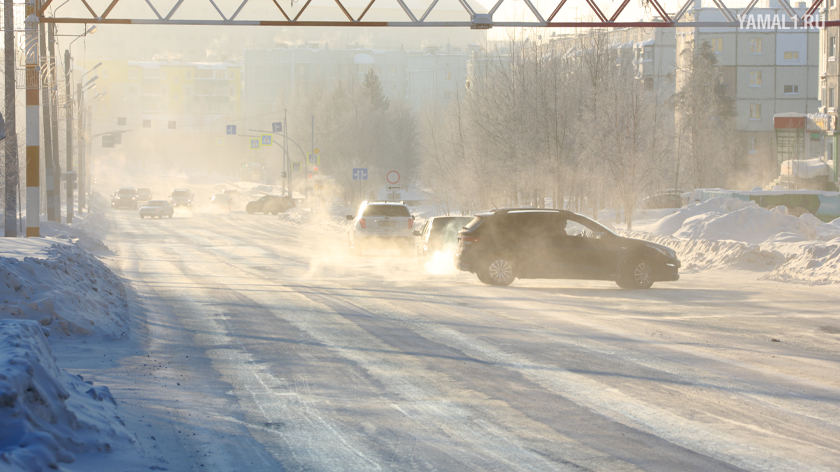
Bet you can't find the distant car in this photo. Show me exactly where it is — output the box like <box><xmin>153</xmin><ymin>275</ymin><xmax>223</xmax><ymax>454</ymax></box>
<box><xmin>642</xmin><ymin>190</ymin><xmax>685</xmax><ymax>209</ymax></box>
<box><xmin>347</xmin><ymin>201</ymin><xmax>415</xmax><ymax>256</ymax></box>
<box><xmin>454</xmin><ymin>208</ymin><xmax>681</xmax><ymax>288</ymax></box>
<box><xmin>136</xmin><ymin>188</ymin><xmax>153</xmax><ymax>202</ymax></box>
<box><xmin>245</xmin><ymin>195</ymin><xmax>295</xmax><ymax>215</ymax></box>
<box><xmin>414</xmin><ymin>216</ymin><xmax>474</xmax><ymax>256</ymax></box>
<box><xmin>111</xmin><ymin>187</ymin><xmax>138</xmax><ymax>209</ymax></box>
<box><xmin>169</xmin><ymin>188</ymin><xmax>194</xmax><ymax>207</ymax></box>
<box><xmin>210</xmin><ymin>193</ymin><xmax>233</xmax><ymax>211</ymax></box>
<box><xmin>139</xmin><ymin>200</ymin><xmax>174</xmax><ymax>219</ymax></box>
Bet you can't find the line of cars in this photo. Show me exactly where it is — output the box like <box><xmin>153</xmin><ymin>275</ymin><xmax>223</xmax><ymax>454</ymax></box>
<box><xmin>112</xmin><ymin>186</ymin><xmax>294</xmax><ymax>218</ymax></box>
<box><xmin>347</xmin><ymin>201</ymin><xmax>681</xmax><ymax>289</ymax></box>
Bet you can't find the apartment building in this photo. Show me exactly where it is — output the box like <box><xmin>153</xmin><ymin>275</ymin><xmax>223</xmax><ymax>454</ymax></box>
<box><xmin>677</xmin><ymin>2</ymin><xmax>820</xmax><ymax>175</ymax></box>
<box><xmin>819</xmin><ymin>0</ymin><xmax>840</xmax><ymax>183</ymax></box>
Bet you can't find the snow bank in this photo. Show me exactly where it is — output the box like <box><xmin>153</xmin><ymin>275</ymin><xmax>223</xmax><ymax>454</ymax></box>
<box><xmin>647</xmin><ymin>198</ymin><xmax>840</xmax><ymax>244</ymax></box>
<box><xmin>780</xmin><ymin>157</ymin><xmax>831</xmax><ymax>178</ymax></box>
<box><xmin>628</xmin><ymin>198</ymin><xmax>840</xmax><ymax>284</ymax></box>
<box><xmin>0</xmin><ymin>238</ymin><xmax>128</xmax><ymax>339</ymax></box>
<box><xmin>0</xmin><ymin>320</ymin><xmax>134</xmax><ymax>472</ymax></box>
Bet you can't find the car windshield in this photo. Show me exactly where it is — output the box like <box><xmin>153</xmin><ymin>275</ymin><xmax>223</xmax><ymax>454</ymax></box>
<box><xmin>146</xmin><ymin>200</ymin><xmax>167</xmax><ymax>207</ymax></box>
<box><xmin>137</xmin><ymin>188</ymin><xmax>151</xmax><ymax>193</ymax></box>
<box><xmin>118</xmin><ymin>189</ymin><xmax>136</xmax><ymax>195</ymax></box>
<box><xmin>172</xmin><ymin>190</ymin><xmax>190</xmax><ymax>197</ymax></box>
<box><xmin>362</xmin><ymin>204</ymin><xmax>410</xmax><ymax>217</ymax></box>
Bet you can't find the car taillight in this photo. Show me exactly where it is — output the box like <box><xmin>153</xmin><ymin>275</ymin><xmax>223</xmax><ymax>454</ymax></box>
<box><xmin>461</xmin><ymin>236</ymin><xmax>482</xmax><ymax>244</ymax></box>
<box><xmin>360</xmin><ymin>218</ymin><xmax>366</xmax><ymax>228</ymax></box>
<box><xmin>408</xmin><ymin>219</ymin><xmax>413</xmax><ymax>229</ymax></box>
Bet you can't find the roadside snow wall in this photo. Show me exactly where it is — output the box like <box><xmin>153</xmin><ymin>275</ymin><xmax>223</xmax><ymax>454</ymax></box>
<box><xmin>0</xmin><ymin>239</ymin><xmax>128</xmax><ymax>339</ymax></box>
<box><xmin>0</xmin><ymin>320</ymin><xmax>134</xmax><ymax>472</ymax></box>
<box><xmin>625</xmin><ymin>198</ymin><xmax>840</xmax><ymax>284</ymax></box>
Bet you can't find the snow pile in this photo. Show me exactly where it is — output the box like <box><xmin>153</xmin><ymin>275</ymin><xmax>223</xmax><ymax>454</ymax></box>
<box><xmin>630</xmin><ymin>198</ymin><xmax>840</xmax><ymax>284</ymax></box>
<box><xmin>780</xmin><ymin>157</ymin><xmax>831</xmax><ymax>178</ymax></box>
<box><xmin>647</xmin><ymin>198</ymin><xmax>840</xmax><ymax>244</ymax></box>
<box><xmin>0</xmin><ymin>320</ymin><xmax>134</xmax><ymax>472</ymax></box>
<box><xmin>0</xmin><ymin>238</ymin><xmax>128</xmax><ymax>339</ymax></box>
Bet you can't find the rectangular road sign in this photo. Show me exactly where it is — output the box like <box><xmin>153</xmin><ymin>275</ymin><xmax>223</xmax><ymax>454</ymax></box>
<box><xmin>308</xmin><ymin>153</ymin><xmax>319</xmax><ymax>165</ymax></box>
<box><xmin>226</xmin><ymin>125</ymin><xmax>236</xmax><ymax>135</ymax></box>
<box><xmin>272</xmin><ymin>122</ymin><xmax>282</xmax><ymax>133</ymax></box>
<box><xmin>261</xmin><ymin>134</ymin><xmax>272</xmax><ymax>146</ymax></box>
<box><xmin>353</xmin><ymin>168</ymin><xmax>368</xmax><ymax>180</ymax></box>
<box><xmin>250</xmin><ymin>138</ymin><xmax>260</xmax><ymax>149</ymax></box>
<box><xmin>292</xmin><ymin>162</ymin><xmax>301</xmax><ymax>171</ymax></box>
<box><xmin>215</xmin><ymin>138</ymin><xmax>224</xmax><ymax>146</ymax></box>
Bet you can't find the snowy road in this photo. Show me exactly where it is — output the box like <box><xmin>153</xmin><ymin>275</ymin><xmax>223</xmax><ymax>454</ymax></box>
<box><xmin>91</xmin><ymin>203</ymin><xmax>840</xmax><ymax>471</ymax></box>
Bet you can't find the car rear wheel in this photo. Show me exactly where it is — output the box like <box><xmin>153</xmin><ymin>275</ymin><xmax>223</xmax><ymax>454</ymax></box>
<box><xmin>476</xmin><ymin>271</ymin><xmax>492</xmax><ymax>285</ymax></box>
<box><xmin>481</xmin><ymin>257</ymin><xmax>515</xmax><ymax>286</ymax></box>
<box><xmin>617</xmin><ymin>259</ymin><xmax>655</xmax><ymax>289</ymax></box>
<box><xmin>140</xmin><ymin>215</ymin><xmax>145</xmax><ymax>219</ymax></box>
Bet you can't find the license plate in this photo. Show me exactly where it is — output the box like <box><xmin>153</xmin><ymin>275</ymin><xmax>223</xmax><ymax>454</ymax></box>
<box><xmin>377</xmin><ymin>221</ymin><xmax>395</xmax><ymax>226</ymax></box>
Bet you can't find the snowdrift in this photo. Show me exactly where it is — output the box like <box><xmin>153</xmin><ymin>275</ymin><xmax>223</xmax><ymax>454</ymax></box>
<box><xmin>628</xmin><ymin>198</ymin><xmax>840</xmax><ymax>284</ymax></box>
<box><xmin>0</xmin><ymin>237</ymin><xmax>129</xmax><ymax>339</ymax></box>
<box><xmin>0</xmin><ymin>320</ymin><xmax>134</xmax><ymax>472</ymax></box>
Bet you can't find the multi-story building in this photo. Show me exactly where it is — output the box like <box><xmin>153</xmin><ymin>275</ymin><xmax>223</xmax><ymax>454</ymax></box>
<box><xmin>79</xmin><ymin>60</ymin><xmax>242</xmax><ymax>171</ymax></box>
<box><xmin>677</xmin><ymin>2</ymin><xmax>821</xmax><ymax>179</ymax></box>
<box><xmin>819</xmin><ymin>0</ymin><xmax>840</xmax><ymax>184</ymax></box>
<box><xmin>243</xmin><ymin>44</ymin><xmax>469</xmax><ymax>120</ymax></box>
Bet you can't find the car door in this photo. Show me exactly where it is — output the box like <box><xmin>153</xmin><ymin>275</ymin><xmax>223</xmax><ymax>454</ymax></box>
<box><xmin>558</xmin><ymin>217</ymin><xmax>615</xmax><ymax>279</ymax></box>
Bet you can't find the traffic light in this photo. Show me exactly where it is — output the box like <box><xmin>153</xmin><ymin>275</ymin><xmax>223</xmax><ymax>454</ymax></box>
<box><xmin>280</xmin><ymin>171</ymin><xmax>287</xmax><ymax>178</ymax></box>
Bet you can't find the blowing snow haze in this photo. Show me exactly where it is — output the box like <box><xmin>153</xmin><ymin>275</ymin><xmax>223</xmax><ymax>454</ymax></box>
<box><xmin>1</xmin><ymin>0</ymin><xmax>840</xmax><ymax>470</ymax></box>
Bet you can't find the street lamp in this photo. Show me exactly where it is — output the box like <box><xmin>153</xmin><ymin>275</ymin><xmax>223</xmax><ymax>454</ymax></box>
<box><xmin>79</xmin><ymin>91</ymin><xmax>105</xmax><ymax>209</ymax></box>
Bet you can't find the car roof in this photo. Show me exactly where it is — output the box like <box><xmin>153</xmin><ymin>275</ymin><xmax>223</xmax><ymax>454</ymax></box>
<box><xmin>137</xmin><ymin>187</ymin><xmax>151</xmax><ymax>190</ymax></box>
<box><xmin>475</xmin><ymin>208</ymin><xmax>579</xmax><ymax>218</ymax></box>
<box><xmin>118</xmin><ymin>187</ymin><xmax>136</xmax><ymax>190</ymax></box>
<box><xmin>173</xmin><ymin>188</ymin><xmax>191</xmax><ymax>191</ymax></box>
<box><xmin>430</xmin><ymin>215</ymin><xmax>473</xmax><ymax>221</ymax></box>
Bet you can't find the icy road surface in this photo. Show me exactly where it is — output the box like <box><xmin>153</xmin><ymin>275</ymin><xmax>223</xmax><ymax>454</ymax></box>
<box><xmin>80</xmin><ymin>203</ymin><xmax>840</xmax><ymax>471</ymax></box>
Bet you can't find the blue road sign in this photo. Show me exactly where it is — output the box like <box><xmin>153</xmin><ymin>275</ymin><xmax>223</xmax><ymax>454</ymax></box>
<box><xmin>261</xmin><ymin>134</ymin><xmax>272</xmax><ymax>146</ymax></box>
<box><xmin>226</xmin><ymin>125</ymin><xmax>236</xmax><ymax>135</ymax></box>
<box><xmin>272</xmin><ymin>122</ymin><xmax>283</xmax><ymax>133</ymax></box>
<box><xmin>353</xmin><ymin>168</ymin><xmax>368</xmax><ymax>180</ymax></box>
<box><xmin>250</xmin><ymin>138</ymin><xmax>260</xmax><ymax>149</ymax></box>
<box><xmin>292</xmin><ymin>162</ymin><xmax>301</xmax><ymax>171</ymax></box>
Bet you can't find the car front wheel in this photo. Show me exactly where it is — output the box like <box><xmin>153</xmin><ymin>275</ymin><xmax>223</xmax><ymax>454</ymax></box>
<box><xmin>480</xmin><ymin>257</ymin><xmax>515</xmax><ymax>286</ymax></box>
<box><xmin>617</xmin><ymin>259</ymin><xmax>655</xmax><ymax>289</ymax></box>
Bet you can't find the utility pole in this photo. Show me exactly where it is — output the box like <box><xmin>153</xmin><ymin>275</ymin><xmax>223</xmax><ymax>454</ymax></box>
<box><xmin>310</xmin><ymin>114</ymin><xmax>314</xmax><ymax>207</ymax></box>
<box><xmin>39</xmin><ymin>21</ymin><xmax>55</xmax><ymax>222</ymax></box>
<box><xmin>78</xmin><ymin>91</ymin><xmax>85</xmax><ymax>213</ymax></box>
<box><xmin>24</xmin><ymin>1</ymin><xmax>40</xmax><ymax>237</ymax></box>
<box><xmin>284</xmin><ymin>109</ymin><xmax>289</xmax><ymax>197</ymax></box>
<box><xmin>4</xmin><ymin>0</ymin><xmax>18</xmax><ymax>237</ymax></box>
<box><xmin>64</xmin><ymin>50</ymin><xmax>73</xmax><ymax>223</ymax></box>
<box><xmin>48</xmin><ymin>24</ymin><xmax>60</xmax><ymax>219</ymax></box>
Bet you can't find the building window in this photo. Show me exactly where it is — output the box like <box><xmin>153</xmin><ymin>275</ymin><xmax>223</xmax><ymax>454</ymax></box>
<box><xmin>748</xmin><ymin>137</ymin><xmax>756</xmax><ymax>153</ymax></box>
<box><xmin>128</xmin><ymin>69</ymin><xmax>139</xmax><ymax>79</ymax></box>
<box><xmin>750</xmin><ymin>38</ymin><xmax>762</xmax><ymax>54</ymax></box>
<box><xmin>830</xmin><ymin>88</ymin><xmax>836</xmax><ymax>108</ymax></box>
<box><xmin>750</xmin><ymin>104</ymin><xmax>761</xmax><ymax>119</ymax></box>
<box><xmin>445</xmin><ymin>71</ymin><xmax>452</xmax><ymax>81</ymax></box>
<box><xmin>750</xmin><ymin>70</ymin><xmax>762</xmax><ymax>87</ymax></box>
<box><xmin>708</xmin><ymin>38</ymin><xmax>723</xmax><ymax>54</ymax></box>
<box><xmin>391</xmin><ymin>66</ymin><xmax>396</xmax><ymax>75</ymax></box>
<box><xmin>784</xmin><ymin>85</ymin><xmax>799</xmax><ymax>94</ymax></box>
<box><xmin>186</xmin><ymin>71</ymin><xmax>192</xmax><ymax>80</ymax></box>
<box><xmin>644</xmin><ymin>77</ymin><xmax>653</xmax><ymax>90</ymax></box>
<box><xmin>783</xmin><ymin>51</ymin><xmax>799</xmax><ymax>60</ymax></box>
<box><xmin>214</xmin><ymin>70</ymin><xmax>225</xmax><ymax>79</ymax></box>
<box><xmin>831</xmin><ymin>37</ymin><xmax>837</xmax><ymax>59</ymax></box>
<box><xmin>128</xmin><ymin>86</ymin><xmax>138</xmax><ymax>95</ymax></box>
<box><xmin>643</xmin><ymin>46</ymin><xmax>653</xmax><ymax>60</ymax></box>
<box><xmin>391</xmin><ymin>84</ymin><xmax>396</xmax><ymax>93</ymax></box>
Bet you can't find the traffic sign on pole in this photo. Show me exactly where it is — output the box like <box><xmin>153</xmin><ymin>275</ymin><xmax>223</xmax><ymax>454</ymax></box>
<box><xmin>292</xmin><ymin>162</ymin><xmax>301</xmax><ymax>171</ymax></box>
<box><xmin>387</xmin><ymin>170</ymin><xmax>400</xmax><ymax>184</ymax></box>
<box><xmin>215</xmin><ymin>138</ymin><xmax>224</xmax><ymax>146</ymax></box>
<box><xmin>250</xmin><ymin>138</ymin><xmax>260</xmax><ymax>149</ymax></box>
<box><xmin>261</xmin><ymin>134</ymin><xmax>272</xmax><ymax>146</ymax></box>
<box><xmin>353</xmin><ymin>168</ymin><xmax>368</xmax><ymax>180</ymax></box>
<box><xmin>308</xmin><ymin>153</ymin><xmax>319</xmax><ymax>165</ymax></box>
<box><xmin>226</xmin><ymin>125</ymin><xmax>236</xmax><ymax>135</ymax></box>
<box><xmin>272</xmin><ymin>122</ymin><xmax>282</xmax><ymax>133</ymax></box>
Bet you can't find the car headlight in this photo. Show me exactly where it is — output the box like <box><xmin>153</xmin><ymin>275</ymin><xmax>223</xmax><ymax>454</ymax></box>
<box><xmin>652</xmin><ymin>245</ymin><xmax>677</xmax><ymax>259</ymax></box>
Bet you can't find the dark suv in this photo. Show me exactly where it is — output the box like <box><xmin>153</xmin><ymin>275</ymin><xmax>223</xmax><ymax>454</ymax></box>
<box><xmin>454</xmin><ymin>209</ymin><xmax>680</xmax><ymax>289</ymax></box>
